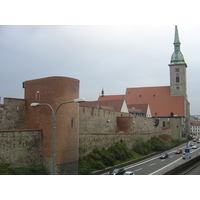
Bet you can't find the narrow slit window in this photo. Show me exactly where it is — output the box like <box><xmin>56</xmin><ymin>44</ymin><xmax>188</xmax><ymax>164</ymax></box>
<box><xmin>71</xmin><ymin>118</ymin><xmax>74</xmax><ymax>128</ymax></box>
<box><xmin>36</xmin><ymin>91</ymin><xmax>40</xmax><ymax>101</ymax></box>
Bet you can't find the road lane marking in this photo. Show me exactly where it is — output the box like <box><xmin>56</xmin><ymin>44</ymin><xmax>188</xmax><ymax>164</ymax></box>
<box><xmin>135</xmin><ymin>168</ymin><xmax>142</xmax><ymax>172</ymax></box>
<box><xmin>149</xmin><ymin>157</ymin><xmax>182</xmax><ymax>175</ymax></box>
<box><xmin>170</xmin><ymin>156</ymin><xmax>174</xmax><ymax>158</ymax></box>
<box><xmin>150</xmin><ymin>163</ymin><xmax>155</xmax><ymax>166</ymax></box>
<box><xmin>125</xmin><ymin>156</ymin><xmax>160</xmax><ymax>170</ymax></box>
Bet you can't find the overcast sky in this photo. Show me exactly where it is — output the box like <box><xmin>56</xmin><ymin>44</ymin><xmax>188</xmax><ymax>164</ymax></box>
<box><xmin>0</xmin><ymin>25</ymin><xmax>200</xmax><ymax>115</ymax></box>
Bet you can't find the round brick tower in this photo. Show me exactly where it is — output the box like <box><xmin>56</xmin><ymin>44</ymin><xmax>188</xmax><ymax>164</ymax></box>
<box><xmin>24</xmin><ymin>76</ymin><xmax>80</xmax><ymax>175</ymax></box>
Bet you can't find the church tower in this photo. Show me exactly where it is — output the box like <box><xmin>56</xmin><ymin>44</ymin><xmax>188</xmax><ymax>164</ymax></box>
<box><xmin>169</xmin><ymin>25</ymin><xmax>188</xmax><ymax>97</ymax></box>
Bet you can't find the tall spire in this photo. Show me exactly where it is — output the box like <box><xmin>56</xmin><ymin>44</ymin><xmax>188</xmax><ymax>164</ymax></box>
<box><xmin>174</xmin><ymin>25</ymin><xmax>180</xmax><ymax>45</ymax></box>
<box><xmin>170</xmin><ymin>25</ymin><xmax>186</xmax><ymax>65</ymax></box>
<box><xmin>101</xmin><ymin>88</ymin><xmax>104</xmax><ymax>97</ymax></box>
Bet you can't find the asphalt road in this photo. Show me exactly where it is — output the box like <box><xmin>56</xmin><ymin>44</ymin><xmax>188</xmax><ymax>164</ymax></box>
<box><xmin>121</xmin><ymin>142</ymin><xmax>200</xmax><ymax>175</ymax></box>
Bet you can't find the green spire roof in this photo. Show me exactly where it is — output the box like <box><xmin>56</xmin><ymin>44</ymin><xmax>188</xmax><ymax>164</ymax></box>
<box><xmin>170</xmin><ymin>25</ymin><xmax>185</xmax><ymax>65</ymax></box>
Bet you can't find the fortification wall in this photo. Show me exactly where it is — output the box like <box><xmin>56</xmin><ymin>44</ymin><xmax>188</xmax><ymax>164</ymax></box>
<box><xmin>79</xmin><ymin>106</ymin><xmax>163</xmax><ymax>134</ymax></box>
<box><xmin>0</xmin><ymin>130</ymin><xmax>42</xmax><ymax>168</ymax></box>
<box><xmin>79</xmin><ymin>130</ymin><xmax>171</xmax><ymax>157</ymax></box>
<box><xmin>0</xmin><ymin>98</ymin><xmax>26</xmax><ymax>130</ymax></box>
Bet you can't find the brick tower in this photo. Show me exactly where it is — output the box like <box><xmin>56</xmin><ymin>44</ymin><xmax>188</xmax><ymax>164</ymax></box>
<box><xmin>24</xmin><ymin>76</ymin><xmax>80</xmax><ymax>175</ymax></box>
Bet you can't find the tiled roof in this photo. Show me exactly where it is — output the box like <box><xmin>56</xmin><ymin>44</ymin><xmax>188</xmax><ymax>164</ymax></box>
<box><xmin>125</xmin><ymin>86</ymin><xmax>184</xmax><ymax>117</ymax></box>
<box><xmin>98</xmin><ymin>95</ymin><xmax>125</xmax><ymax>101</ymax></box>
<box><xmin>191</xmin><ymin>120</ymin><xmax>200</xmax><ymax>126</ymax></box>
<box><xmin>80</xmin><ymin>100</ymin><xmax>125</xmax><ymax>112</ymax></box>
<box><xmin>127</xmin><ymin>104</ymin><xmax>149</xmax><ymax>114</ymax></box>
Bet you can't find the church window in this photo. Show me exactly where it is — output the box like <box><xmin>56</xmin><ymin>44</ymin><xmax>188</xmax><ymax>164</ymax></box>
<box><xmin>176</xmin><ymin>73</ymin><xmax>180</xmax><ymax>83</ymax></box>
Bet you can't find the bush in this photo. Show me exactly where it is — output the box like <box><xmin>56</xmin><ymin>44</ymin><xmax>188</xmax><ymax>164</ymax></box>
<box><xmin>0</xmin><ymin>163</ymin><xmax>15</xmax><ymax>175</ymax></box>
<box><xmin>0</xmin><ymin>163</ymin><xmax>48</xmax><ymax>175</ymax></box>
<box><xmin>149</xmin><ymin>136</ymin><xmax>166</xmax><ymax>151</ymax></box>
<box><xmin>133</xmin><ymin>137</ymin><xmax>152</xmax><ymax>155</ymax></box>
<box><xmin>93</xmin><ymin>148</ymin><xmax>115</xmax><ymax>166</ymax></box>
<box><xmin>78</xmin><ymin>140</ymin><xmax>133</xmax><ymax>174</ymax></box>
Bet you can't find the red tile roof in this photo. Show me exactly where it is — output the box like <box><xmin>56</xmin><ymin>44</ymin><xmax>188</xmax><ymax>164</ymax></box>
<box><xmin>127</xmin><ymin>104</ymin><xmax>149</xmax><ymax>115</ymax></box>
<box><xmin>191</xmin><ymin>120</ymin><xmax>200</xmax><ymax>126</ymax></box>
<box><xmin>98</xmin><ymin>95</ymin><xmax>125</xmax><ymax>101</ymax></box>
<box><xmin>80</xmin><ymin>100</ymin><xmax>125</xmax><ymax>112</ymax></box>
<box><xmin>125</xmin><ymin>86</ymin><xmax>184</xmax><ymax>117</ymax></box>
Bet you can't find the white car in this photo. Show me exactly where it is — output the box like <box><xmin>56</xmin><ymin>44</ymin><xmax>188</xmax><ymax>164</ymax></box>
<box><xmin>192</xmin><ymin>145</ymin><xmax>198</xmax><ymax>149</ymax></box>
<box><xmin>123</xmin><ymin>171</ymin><xmax>135</xmax><ymax>175</ymax></box>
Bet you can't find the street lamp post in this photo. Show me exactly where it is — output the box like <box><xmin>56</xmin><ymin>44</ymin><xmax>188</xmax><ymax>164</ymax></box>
<box><xmin>30</xmin><ymin>98</ymin><xmax>86</xmax><ymax>175</ymax></box>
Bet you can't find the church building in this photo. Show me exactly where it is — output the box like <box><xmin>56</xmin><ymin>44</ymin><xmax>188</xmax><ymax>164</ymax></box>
<box><xmin>98</xmin><ymin>25</ymin><xmax>190</xmax><ymax>138</ymax></box>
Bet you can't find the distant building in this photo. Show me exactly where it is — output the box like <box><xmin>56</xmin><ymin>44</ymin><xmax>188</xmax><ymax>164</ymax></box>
<box><xmin>98</xmin><ymin>25</ymin><xmax>190</xmax><ymax>138</ymax></box>
<box><xmin>190</xmin><ymin>120</ymin><xmax>200</xmax><ymax>137</ymax></box>
<box><xmin>81</xmin><ymin>99</ymin><xmax>129</xmax><ymax>113</ymax></box>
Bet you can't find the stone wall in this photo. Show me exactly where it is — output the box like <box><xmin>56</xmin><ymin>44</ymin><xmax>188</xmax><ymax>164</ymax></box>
<box><xmin>0</xmin><ymin>98</ymin><xmax>26</xmax><ymax>130</ymax></box>
<box><xmin>79</xmin><ymin>131</ymin><xmax>171</xmax><ymax>157</ymax></box>
<box><xmin>0</xmin><ymin>130</ymin><xmax>42</xmax><ymax>168</ymax></box>
<box><xmin>79</xmin><ymin>106</ymin><xmax>164</xmax><ymax>134</ymax></box>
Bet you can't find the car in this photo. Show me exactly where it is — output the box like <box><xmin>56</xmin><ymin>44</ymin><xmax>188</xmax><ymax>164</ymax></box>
<box><xmin>192</xmin><ymin>145</ymin><xmax>198</xmax><ymax>149</ymax></box>
<box><xmin>175</xmin><ymin>149</ymin><xmax>183</xmax><ymax>154</ymax></box>
<box><xmin>182</xmin><ymin>152</ymin><xmax>191</xmax><ymax>159</ymax></box>
<box><xmin>160</xmin><ymin>153</ymin><xmax>169</xmax><ymax>159</ymax></box>
<box><xmin>190</xmin><ymin>142</ymin><xmax>194</xmax><ymax>146</ymax></box>
<box><xmin>193</xmin><ymin>138</ymin><xmax>198</xmax><ymax>142</ymax></box>
<box><xmin>123</xmin><ymin>171</ymin><xmax>135</xmax><ymax>175</ymax></box>
<box><xmin>197</xmin><ymin>140</ymin><xmax>200</xmax><ymax>143</ymax></box>
<box><xmin>107</xmin><ymin>168</ymin><xmax>126</xmax><ymax>175</ymax></box>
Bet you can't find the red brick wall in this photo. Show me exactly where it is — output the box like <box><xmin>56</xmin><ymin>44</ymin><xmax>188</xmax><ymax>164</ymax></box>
<box><xmin>24</xmin><ymin>76</ymin><xmax>79</xmax><ymax>165</ymax></box>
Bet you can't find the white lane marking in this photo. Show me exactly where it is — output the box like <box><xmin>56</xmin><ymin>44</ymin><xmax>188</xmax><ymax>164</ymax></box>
<box><xmin>161</xmin><ymin>159</ymin><xmax>165</xmax><ymax>162</ymax></box>
<box><xmin>135</xmin><ymin>168</ymin><xmax>142</xmax><ymax>172</ymax></box>
<box><xmin>149</xmin><ymin>157</ymin><xmax>182</xmax><ymax>175</ymax></box>
<box><xmin>170</xmin><ymin>156</ymin><xmax>174</xmax><ymax>158</ymax></box>
<box><xmin>125</xmin><ymin>156</ymin><xmax>159</xmax><ymax>170</ymax></box>
<box><xmin>150</xmin><ymin>163</ymin><xmax>156</xmax><ymax>166</ymax></box>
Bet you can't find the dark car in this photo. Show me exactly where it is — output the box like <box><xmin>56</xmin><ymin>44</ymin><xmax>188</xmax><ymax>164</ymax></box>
<box><xmin>160</xmin><ymin>153</ymin><xmax>168</xmax><ymax>159</ymax></box>
<box><xmin>108</xmin><ymin>168</ymin><xmax>126</xmax><ymax>175</ymax></box>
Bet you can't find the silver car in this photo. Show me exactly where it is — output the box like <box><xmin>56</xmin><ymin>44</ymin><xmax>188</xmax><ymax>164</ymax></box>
<box><xmin>123</xmin><ymin>171</ymin><xmax>135</xmax><ymax>175</ymax></box>
<box><xmin>182</xmin><ymin>152</ymin><xmax>191</xmax><ymax>159</ymax></box>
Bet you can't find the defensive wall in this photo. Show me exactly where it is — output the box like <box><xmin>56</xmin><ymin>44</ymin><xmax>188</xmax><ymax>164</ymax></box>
<box><xmin>79</xmin><ymin>106</ymin><xmax>177</xmax><ymax>157</ymax></box>
<box><xmin>79</xmin><ymin>132</ymin><xmax>171</xmax><ymax>157</ymax></box>
<box><xmin>0</xmin><ymin>95</ymin><xmax>183</xmax><ymax>174</ymax></box>
<box><xmin>0</xmin><ymin>129</ymin><xmax>42</xmax><ymax>168</ymax></box>
<box><xmin>0</xmin><ymin>98</ymin><xmax>26</xmax><ymax>130</ymax></box>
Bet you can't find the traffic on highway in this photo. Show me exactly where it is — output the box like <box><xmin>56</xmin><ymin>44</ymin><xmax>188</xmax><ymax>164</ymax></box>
<box><xmin>106</xmin><ymin>138</ymin><xmax>200</xmax><ymax>175</ymax></box>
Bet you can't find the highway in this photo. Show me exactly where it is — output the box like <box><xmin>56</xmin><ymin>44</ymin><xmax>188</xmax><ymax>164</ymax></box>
<box><xmin>121</xmin><ymin>142</ymin><xmax>200</xmax><ymax>175</ymax></box>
